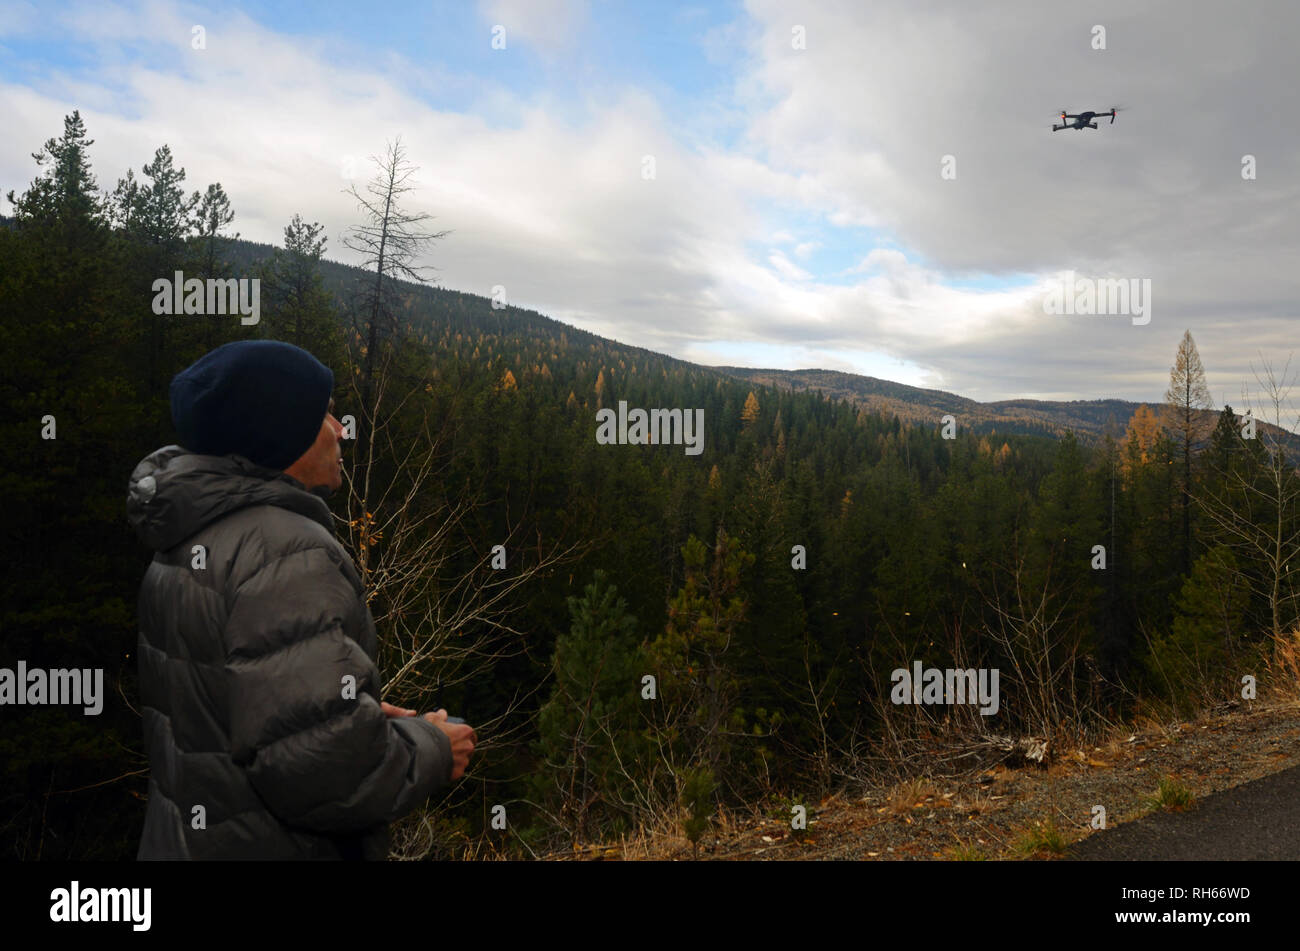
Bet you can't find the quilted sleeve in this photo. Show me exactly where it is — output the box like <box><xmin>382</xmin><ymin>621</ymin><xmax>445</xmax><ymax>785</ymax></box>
<box><xmin>225</xmin><ymin>546</ymin><xmax>454</xmax><ymax>831</ymax></box>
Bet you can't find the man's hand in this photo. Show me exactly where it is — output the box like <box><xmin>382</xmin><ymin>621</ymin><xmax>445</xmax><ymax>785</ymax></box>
<box><xmin>423</xmin><ymin>709</ymin><xmax>476</xmax><ymax>781</ymax></box>
<box><xmin>381</xmin><ymin>702</ymin><xmax>417</xmax><ymax>718</ymax></box>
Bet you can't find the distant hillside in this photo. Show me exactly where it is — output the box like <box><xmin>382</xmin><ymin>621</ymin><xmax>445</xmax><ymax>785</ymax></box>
<box><xmin>224</xmin><ymin>237</ymin><xmax>706</xmax><ymax>375</ymax></box>
<box><xmin>222</xmin><ymin>236</ymin><xmax>1299</xmax><ymax>455</ymax></box>
<box><xmin>710</xmin><ymin>367</ymin><xmax>1133</xmax><ymax>440</ymax></box>
<box><xmin>713</xmin><ymin>366</ymin><xmax>1300</xmax><ymax>456</ymax></box>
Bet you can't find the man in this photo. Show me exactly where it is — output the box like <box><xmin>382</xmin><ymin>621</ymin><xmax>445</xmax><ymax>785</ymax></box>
<box><xmin>126</xmin><ymin>339</ymin><xmax>475</xmax><ymax>859</ymax></box>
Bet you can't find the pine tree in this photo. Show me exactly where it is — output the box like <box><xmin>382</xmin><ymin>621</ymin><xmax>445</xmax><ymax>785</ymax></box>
<box><xmin>1151</xmin><ymin>545</ymin><xmax>1249</xmax><ymax>710</ymax></box>
<box><xmin>259</xmin><ymin>214</ymin><xmax>338</xmax><ymax>355</ymax></box>
<box><xmin>191</xmin><ymin>182</ymin><xmax>236</xmax><ymax>278</ymax></box>
<box><xmin>0</xmin><ymin>114</ymin><xmax>153</xmax><ymax>858</ymax></box>
<box><xmin>1163</xmin><ymin>330</ymin><xmax>1212</xmax><ymax>574</ymax></box>
<box><xmin>1207</xmin><ymin>405</ymin><xmax>1238</xmax><ymax>464</ymax></box>
<box><xmin>186</xmin><ymin>182</ymin><xmax>239</xmax><ymax>350</ymax></box>
<box><xmin>1030</xmin><ymin>431</ymin><xmax>1105</xmax><ymax>641</ymax></box>
<box><xmin>105</xmin><ymin>167</ymin><xmax>139</xmax><ymax>232</ymax></box>
<box><xmin>1203</xmin><ymin>405</ymin><xmax>1241</xmax><ymax>503</ymax></box>
<box><xmin>534</xmin><ymin>571</ymin><xmax>645</xmax><ymax>839</ymax></box>
<box><xmin>135</xmin><ymin>145</ymin><xmax>196</xmax><ymax>250</ymax></box>
<box><xmin>1121</xmin><ymin>404</ymin><xmax>1162</xmax><ymax>477</ymax></box>
<box><xmin>679</xmin><ymin>767</ymin><xmax>716</xmax><ymax>858</ymax></box>
<box><xmin>6</xmin><ymin>110</ymin><xmax>101</xmax><ymax>227</ymax></box>
<box><xmin>648</xmin><ymin>528</ymin><xmax>754</xmax><ymax>780</ymax></box>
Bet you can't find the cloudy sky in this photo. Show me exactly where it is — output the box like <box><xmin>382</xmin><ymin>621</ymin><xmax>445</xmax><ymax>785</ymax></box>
<box><xmin>3</xmin><ymin>0</ymin><xmax>1298</xmax><ymax>405</ymax></box>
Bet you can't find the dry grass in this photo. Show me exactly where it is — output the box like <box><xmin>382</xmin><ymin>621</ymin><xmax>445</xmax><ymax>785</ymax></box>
<box><xmin>945</xmin><ymin>838</ymin><xmax>988</xmax><ymax>860</ymax></box>
<box><xmin>1146</xmin><ymin>775</ymin><xmax>1196</xmax><ymax>812</ymax></box>
<box><xmin>584</xmin><ymin>798</ymin><xmax>761</xmax><ymax>861</ymax></box>
<box><xmin>1265</xmin><ymin>628</ymin><xmax>1300</xmax><ymax>703</ymax></box>
<box><xmin>457</xmin><ymin>833</ymin><xmax>515</xmax><ymax>861</ymax></box>
<box><xmin>887</xmin><ymin>775</ymin><xmax>939</xmax><ymax>815</ymax></box>
<box><xmin>1132</xmin><ymin>711</ymin><xmax>1177</xmax><ymax>738</ymax></box>
<box><xmin>1012</xmin><ymin>817</ymin><xmax>1070</xmax><ymax>858</ymax></box>
<box><xmin>1099</xmin><ymin>723</ymin><xmax>1138</xmax><ymax>759</ymax></box>
<box><xmin>955</xmin><ymin>789</ymin><xmax>998</xmax><ymax>817</ymax></box>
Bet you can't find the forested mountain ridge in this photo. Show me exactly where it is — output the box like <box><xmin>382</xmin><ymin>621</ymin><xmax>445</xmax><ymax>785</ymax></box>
<box><xmin>717</xmin><ymin>366</ymin><xmax>1300</xmax><ymax>456</ymax></box>
<box><xmin>227</xmin><ymin>233</ymin><xmax>1300</xmax><ymax>458</ymax></box>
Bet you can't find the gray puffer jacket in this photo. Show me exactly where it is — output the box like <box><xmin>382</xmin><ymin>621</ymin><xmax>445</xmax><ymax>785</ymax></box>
<box><xmin>126</xmin><ymin>445</ymin><xmax>453</xmax><ymax>860</ymax></box>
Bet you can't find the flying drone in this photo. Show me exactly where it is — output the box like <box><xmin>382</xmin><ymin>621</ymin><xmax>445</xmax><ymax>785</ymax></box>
<box><xmin>1052</xmin><ymin>107</ymin><xmax>1124</xmax><ymax>131</ymax></box>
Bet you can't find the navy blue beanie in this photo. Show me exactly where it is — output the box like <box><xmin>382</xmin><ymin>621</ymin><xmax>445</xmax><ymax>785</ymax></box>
<box><xmin>169</xmin><ymin>340</ymin><xmax>335</xmax><ymax>471</ymax></box>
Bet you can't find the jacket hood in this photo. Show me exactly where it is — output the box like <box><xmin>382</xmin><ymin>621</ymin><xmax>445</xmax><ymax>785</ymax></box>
<box><xmin>127</xmin><ymin>445</ymin><xmax>337</xmax><ymax>552</ymax></box>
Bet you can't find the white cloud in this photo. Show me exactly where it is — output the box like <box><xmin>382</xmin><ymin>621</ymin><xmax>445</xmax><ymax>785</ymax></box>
<box><xmin>727</xmin><ymin>0</ymin><xmax>1300</xmax><ymax>401</ymax></box>
<box><xmin>767</xmin><ymin>250</ymin><xmax>811</xmax><ymax>281</ymax></box>
<box><xmin>3</xmin><ymin>0</ymin><xmax>1297</xmax><ymax>405</ymax></box>
<box><xmin>477</xmin><ymin>0</ymin><xmax>588</xmax><ymax>51</ymax></box>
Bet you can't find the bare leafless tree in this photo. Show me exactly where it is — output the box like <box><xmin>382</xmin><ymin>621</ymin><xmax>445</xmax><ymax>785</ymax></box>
<box><xmin>333</xmin><ymin>137</ymin><xmax>585</xmax><ymax>857</ymax></box>
<box><xmin>338</xmin><ymin>354</ymin><xmax>578</xmax><ymax>703</ymax></box>
<box><xmin>341</xmin><ymin>135</ymin><xmax>450</xmax><ymax>413</ymax></box>
<box><xmin>338</xmin><ymin>332</ymin><xmax>582</xmax><ymax>862</ymax></box>
<box><xmin>1195</xmin><ymin>355</ymin><xmax>1300</xmax><ymax>653</ymax></box>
